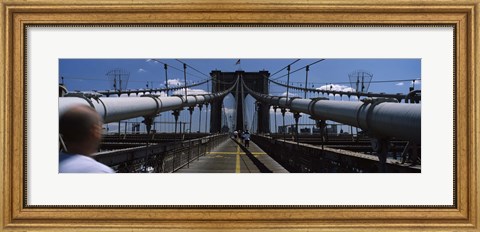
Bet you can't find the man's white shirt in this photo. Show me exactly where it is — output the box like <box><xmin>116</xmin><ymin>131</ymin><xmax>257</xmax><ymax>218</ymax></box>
<box><xmin>59</xmin><ymin>152</ymin><xmax>114</xmax><ymax>173</ymax></box>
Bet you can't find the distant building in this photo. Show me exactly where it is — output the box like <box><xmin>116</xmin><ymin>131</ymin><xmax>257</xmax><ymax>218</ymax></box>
<box><xmin>132</xmin><ymin>123</ymin><xmax>141</xmax><ymax>134</ymax></box>
<box><xmin>311</xmin><ymin>125</ymin><xmax>338</xmax><ymax>135</ymax></box>
<box><xmin>300</xmin><ymin>127</ymin><xmax>311</xmax><ymax>134</ymax></box>
<box><xmin>326</xmin><ymin>125</ymin><xmax>337</xmax><ymax>135</ymax></box>
<box><xmin>278</xmin><ymin>125</ymin><xmax>295</xmax><ymax>134</ymax></box>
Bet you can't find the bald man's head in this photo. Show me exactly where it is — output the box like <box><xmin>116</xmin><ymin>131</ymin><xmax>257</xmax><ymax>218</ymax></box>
<box><xmin>59</xmin><ymin>105</ymin><xmax>102</xmax><ymax>144</ymax></box>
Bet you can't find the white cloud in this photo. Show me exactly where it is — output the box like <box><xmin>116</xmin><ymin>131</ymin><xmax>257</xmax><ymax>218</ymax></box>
<box><xmin>137</xmin><ymin>68</ymin><xmax>147</xmax><ymax>73</ymax></box>
<box><xmin>412</xmin><ymin>80</ymin><xmax>421</xmax><ymax>85</ymax></box>
<box><xmin>146</xmin><ymin>59</ymin><xmax>160</xmax><ymax>63</ymax></box>
<box><xmin>317</xmin><ymin>84</ymin><xmax>355</xmax><ymax>92</ymax></box>
<box><xmin>104</xmin><ymin>93</ymin><xmax>131</xmax><ymax>98</ymax></box>
<box><xmin>167</xmin><ymin>79</ymin><xmax>183</xmax><ymax>86</ymax></box>
<box><xmin>156</xmin><ymin>91</ymin><xmax>168</xmax><ymax>97</ymax></box>
<box><xmin>188</xmin><ymin>88</ymin><xmax>209</xmax><ymax>95</ymax></box>
<box><xmin>280</xmin><ymin>92</ymin><xmax>299</xmax><ymax>97</ymax></box>
<box><xmin>172</xmin><ymin>88</ymin><xmax>209</xmax><ymax>95</ymax></box>
<box><xmin>395</xmin><ymin>82</ymin><xmax>404</xmax><ymax>86</ymax></box>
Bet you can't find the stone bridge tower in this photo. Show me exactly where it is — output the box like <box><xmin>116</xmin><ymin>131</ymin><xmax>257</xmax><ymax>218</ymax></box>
<box><xmin>209</xmin><ymin>70</ymin><xmax>270</xmax><ymax>134</ymax></box>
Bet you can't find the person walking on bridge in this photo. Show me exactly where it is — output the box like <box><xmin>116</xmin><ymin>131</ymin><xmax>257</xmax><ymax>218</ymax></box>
<box><xmin>243</xmin><ymin>130</ymin><xmax>251</xmax><ymax>148</ymax></box>
<box><xmin>233</xmin><ymin>130</ymin><xmax>238</xmax><ymax>140</ymax></box>
<box><xmin>59</xmin><ymin>105</ymin><xmax>114</xmax><ymax>173</ymax></box>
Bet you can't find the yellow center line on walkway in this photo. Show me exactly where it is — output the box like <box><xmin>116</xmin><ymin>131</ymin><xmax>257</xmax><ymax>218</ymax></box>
<box><xmin>236</xmin><ymin>144</ymin><xmax>241</xmax><ymax>173</ymax></box>
<box><xmin>207</xmin><ymin>151</ymin><xmax>238</xmax><ymax>155</ymax></box>
<box><xmin>207</xmin><ymin>151</ymin><xmax>267</xmax><ymax>155</ymax></box>
<box><xmin>251</xmin><ymin>152</ymin><xmax>266</xmax><ymax>155</ymax></box>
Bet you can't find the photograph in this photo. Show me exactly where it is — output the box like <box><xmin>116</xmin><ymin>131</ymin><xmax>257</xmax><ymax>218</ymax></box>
<box><xmin>2</xmin><ymin>0</ymin><xmax>478</xmax><ymax>230</ymax></box>
<box><xmin>59</xmin><ymin>58</ymin><xmax>421</xmax><ymax>173</ymax></box>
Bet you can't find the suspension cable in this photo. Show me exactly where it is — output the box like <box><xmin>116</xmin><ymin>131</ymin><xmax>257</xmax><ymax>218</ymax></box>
<box><xmin>272</xmin><ymin>59</ymin><xmax>325</xmax><ymax>81</ymax></box>
<box><xmin>269</xmin><ymin>59</ymin><xmax>301</xmax><ymax>79</ymax></box>
<box><xmin>268</xmin><ymin>78</ymin><xmax>419</xmax><ymax>100</ymax></box>
<box><xmin>150</xmin><ymin>59</ymin><xmax>206</xmax><ymax>80</ymax></box>
<box><xmin>175</xmin><ymin>59</ymin><xmax>212</xmax><ymax>79</ymax></box>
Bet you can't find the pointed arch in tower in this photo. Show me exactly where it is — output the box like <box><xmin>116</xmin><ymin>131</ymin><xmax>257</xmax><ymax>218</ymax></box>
<box><xmin>209</xmin><ymin>70</ymin><xmax>270</xmax><ymax>133</ymax></box>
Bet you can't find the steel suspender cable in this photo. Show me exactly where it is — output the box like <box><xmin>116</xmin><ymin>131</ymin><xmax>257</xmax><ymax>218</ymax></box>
<box><xmin>304</xmin><ymin>65</ymin><xmax>310</xmax><ymax>99</ymax></box>
<box><xmin>272</xmin><ymin>59</ymin><xmax>325</xmax><ymax>81</ymax></box>
<box><xmin>175</xmin><ymin>59</ymin><xmax>211</xmax><ymax>79</ymax></box>
<box><xmin>164</xmin><ymin>64</ymin><xmax>169</xmax><ymax>96</ymax></box>
<box><xmin>281</xmin><ymin>108</ymin><xmax>286</xmax><ymax>144</ymax></box>
<box><xmin>273</xmin><ymin>106</ymin><xmax>278</xmax><ymax>134</ymax></box>
<box><xmin>269</xmin><ymin>59</ymin><xmax>301</xmax><ymax>79</ymax></box>
<box><xmin>205</xmin><ymin>104</ymin><xmax>208</xmax><ymax>133</ymax></box>
<box><xmin>150</xmin><ymin>59</ymin><xmax>205</xmax><ymax>80</ymax></box>
<box><xmin>198</xmin><ymin>105</ymin><xmax>203</xmax><ymax>133</ymax></box>
<box><xmin>183</xmin><ymin>63</ymin><xmax>188</xmax><ymax>99</ymax></box>
<box><xmin>285</xmin><ymin>65</ymin><xmax>291</xmax><ymax>105</ymax></box>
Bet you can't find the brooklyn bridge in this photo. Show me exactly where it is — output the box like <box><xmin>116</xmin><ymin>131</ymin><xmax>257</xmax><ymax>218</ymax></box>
<box><xmin>59</xmin><ymin>59</ymin><xmax>421</xmax><ymax>173</ymax></box>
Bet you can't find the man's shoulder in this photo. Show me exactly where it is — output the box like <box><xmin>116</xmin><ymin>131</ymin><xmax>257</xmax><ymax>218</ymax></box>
<box><xmin>59</xmin><ymin>152</ymin><xmax>114</xmax><ymax>173</ymax></box>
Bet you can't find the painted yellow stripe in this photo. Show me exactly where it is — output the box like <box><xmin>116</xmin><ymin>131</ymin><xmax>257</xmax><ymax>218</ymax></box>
<box><xmin>208</xmin><ymin>151</ymin><xmax>239</xmax><ymax>155</ymax></box>
<box><xmin>236</xmin><ymin>144</ymin><xmax>241</xmax><ymax>173</ymax></box>
<box><xmin>207</xmin><ymin>151</ymin><xmax>267</xmax><ymax>155</ymax></box>
<box><xmin>251</xmin><ymin>152</ymin><xmax>266</xmax><ymax>155</ymax></box>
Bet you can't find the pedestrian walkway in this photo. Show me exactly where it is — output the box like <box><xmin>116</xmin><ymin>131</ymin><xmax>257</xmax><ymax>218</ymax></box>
<box><xmin>175</xmin><ymin>138</ymin><xmax>289</xmax><ymax>173</ymax></box>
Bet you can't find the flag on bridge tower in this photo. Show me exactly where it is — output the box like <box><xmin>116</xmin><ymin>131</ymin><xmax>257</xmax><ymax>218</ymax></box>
<box><xmin>235</xmin><ymin>59</ymin><xmax>242</xmax><ymax>71</ymax></box>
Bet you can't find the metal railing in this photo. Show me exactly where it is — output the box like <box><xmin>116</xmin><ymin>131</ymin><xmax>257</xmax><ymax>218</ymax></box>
<box><xmin>94</xmin><ymin>134</ymin><xmax>229</xmax><ymax>173</ymax></box>
<box><xmin>252</xmin><ymin>134</ymin><xmax>419</xmax><ymax>173</ymax></box>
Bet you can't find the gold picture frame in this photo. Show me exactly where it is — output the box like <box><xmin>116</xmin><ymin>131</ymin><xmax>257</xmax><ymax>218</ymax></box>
<box><xmin>1</xmin><ymin>0</ymin><xmax>479</xmax><ymax>230</ymax></box>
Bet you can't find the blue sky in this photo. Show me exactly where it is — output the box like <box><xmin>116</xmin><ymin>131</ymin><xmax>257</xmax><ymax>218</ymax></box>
<box><xmin>59</xmin><ymin>59</ymin><xmax>421</xmax><ymax>133</ymax></box>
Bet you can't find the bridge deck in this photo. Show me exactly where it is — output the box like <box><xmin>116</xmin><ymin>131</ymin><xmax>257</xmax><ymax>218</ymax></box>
<box><xmin>176</xmin><ymin>138</ymin><xmax>288</xmax><ymax>173</ymax></box>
